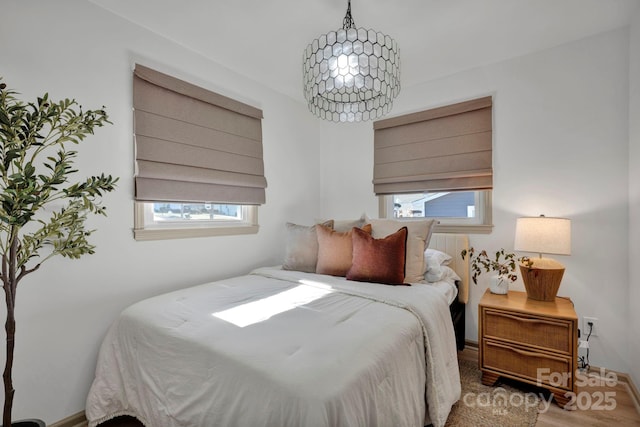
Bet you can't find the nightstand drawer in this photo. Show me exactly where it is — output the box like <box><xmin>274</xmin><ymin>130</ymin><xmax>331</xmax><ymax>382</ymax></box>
<box><xmin>482</xmin><ymin>340</ymin><xmax>573</xmax><ymax>390</ymax></box>
<box><xmin>483</xmin><ymin>308</ymin><xmax>572</xmax><ymax>354</ymax></box>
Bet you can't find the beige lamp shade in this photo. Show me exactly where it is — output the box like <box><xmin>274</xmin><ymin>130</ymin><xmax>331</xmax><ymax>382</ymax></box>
<box><xmin>514</xmin><ymin>215</ymin><xmax>571</xmax><ymax>301</ymax></box>
<box><xmin>514</xmin><ymin>216</ymin><xmax>571</xmax><ymax>256</ymax></box>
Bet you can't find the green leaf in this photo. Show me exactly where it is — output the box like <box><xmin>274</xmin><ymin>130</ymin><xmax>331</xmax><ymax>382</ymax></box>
<box><xmin>0</xmin><ymin>76</ymin><xmax>118</xmax><ymax>274</ymax></box>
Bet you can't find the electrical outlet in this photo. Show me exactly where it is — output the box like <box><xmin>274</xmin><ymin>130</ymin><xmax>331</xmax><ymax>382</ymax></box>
<box><xmin>583</xmin><ymin>316</ymin><xmax>598</xmax><ymax>337</ymax></box>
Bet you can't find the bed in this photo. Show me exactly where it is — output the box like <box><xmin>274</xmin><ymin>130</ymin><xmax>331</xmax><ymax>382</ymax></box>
<box><xmin>428</xmin><ymin>233</ymin><xmax>469</xmax><ymax>353</ymax></box>
<box><xmin>86</xmin><ymin>229</ymin><xmax>469</xmax><ymax>427</ymax></box>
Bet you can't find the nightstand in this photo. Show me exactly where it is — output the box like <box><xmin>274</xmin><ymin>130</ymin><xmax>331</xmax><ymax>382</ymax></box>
<box><xmin>478</xmin><ymin>289</ymin><xmax>578</xmax><ymax>408</ymax></box>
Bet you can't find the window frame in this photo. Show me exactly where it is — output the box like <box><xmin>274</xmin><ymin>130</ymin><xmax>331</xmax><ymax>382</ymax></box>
<box><xmin>378</xmin><ymin>190</ymin><xmax>493</xmax><ymax>234</ymax></box>
<box><xmin>133</xmin><ymin>202</ymin><xmax>259</xmax><ymax>241</ymax></box>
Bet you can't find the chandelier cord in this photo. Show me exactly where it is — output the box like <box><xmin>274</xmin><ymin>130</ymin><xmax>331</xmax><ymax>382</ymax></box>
<box><xmin>342</xmin><ymin>0</ymin><xmax>356</xmax><ymax>29</ymax></box>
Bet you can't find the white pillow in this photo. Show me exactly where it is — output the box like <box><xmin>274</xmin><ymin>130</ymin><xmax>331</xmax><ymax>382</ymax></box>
<box><xmin>424</xmin><ymin>261</ymin><xmax>444</xmax><ymax>282</ymax></box>
<box><xmin>367</xmin><ymin>218</ymin><xmax>437</xmax><ymax>283</ymax></box>
<box><xmin>425</xmin><ymin>265</ymin><xmax>461</xmax><ymax>284</ymax></box>
<box><xmin>440</xmin><ymin>265</ymin><xmax>462</xmax><ymax>283</ymax></box>
<box><xmin>423</xmin><ymin>249</ymin><xmax>453</xmax><ymax>281</ymax></box>
<box><xmin>424</xmin><ymin>248</ymin><xmax>452</xmax><ymax>272</ymax></box>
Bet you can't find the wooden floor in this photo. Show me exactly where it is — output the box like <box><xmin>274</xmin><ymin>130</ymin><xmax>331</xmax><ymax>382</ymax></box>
<box><xmin>458</xmin><ymin>347</ymin><xmax>640</xmax><ymax>427</ymax></box>
<box><xmin>97</xmin><ymin>347</ymin><xmax>640</xmax><ymax>427</ymax></box>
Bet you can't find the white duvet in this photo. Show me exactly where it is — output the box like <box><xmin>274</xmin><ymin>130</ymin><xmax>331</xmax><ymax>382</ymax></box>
<box><xmin>86</xmin><ymin>267</ymin><xmax>460</xmax><ymax>427</ymax></box>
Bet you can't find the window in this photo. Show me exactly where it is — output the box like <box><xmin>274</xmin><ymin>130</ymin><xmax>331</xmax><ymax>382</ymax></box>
<box><xmin>379</xmin><ymin>191</ymin><xmax>492</xmax><ymax>233</ymax></box>
<box><xmin>134</xmin><ymin>202</ymin><xmax>257</xmax><ymax>240</ymax></box>
<box><xmin>152</xmin><ymin>203</ymin><xmax>243</xmax><ymax>222</ymax></box>
<box><xmin>373</xmin><ymin>96</ymin><xmax>494</xmax><ymax>234</ymax></box>
<box><xmin>132</xmin><ymin>64</ymin><xmax>266</xmax><ymax>241</ymax></box>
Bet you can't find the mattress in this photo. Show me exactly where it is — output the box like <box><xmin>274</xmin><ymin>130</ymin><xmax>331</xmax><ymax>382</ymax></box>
<box><xmin>86</xmin><ymin>267</ymin><xmax>461</xmax><ymax>427</ymax></box>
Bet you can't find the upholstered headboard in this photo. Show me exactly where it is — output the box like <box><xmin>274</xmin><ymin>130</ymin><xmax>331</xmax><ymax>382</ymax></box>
<box><xmin>428</xmin><ymin>233</ymin><xmax>469</xmax><ymax>304</ymax></box>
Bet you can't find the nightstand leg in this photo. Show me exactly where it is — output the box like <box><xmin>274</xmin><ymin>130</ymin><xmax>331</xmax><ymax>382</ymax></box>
<box><xmin>481</xmin><ymin>371</ymin><xmax>499</xmax><ymax>386</ymax></box>
<box><xmin>552</xmin><ymin>391</ymin><xmax>575</xmax><ymax>410</ymax></box>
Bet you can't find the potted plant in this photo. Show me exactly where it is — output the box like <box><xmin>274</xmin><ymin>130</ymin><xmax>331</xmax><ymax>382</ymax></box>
<box><xmin>0</xmin><ymin>79</ymin><xmax>117</xmax><ymax>426</ymax></box>
<box><xmin>460</xmin><ymin>247</ymin><xmax>531</xmax><ymax>294</ymax></box>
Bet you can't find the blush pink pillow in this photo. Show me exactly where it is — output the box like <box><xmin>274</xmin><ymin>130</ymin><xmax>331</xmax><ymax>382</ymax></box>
<box><xmin>347</xmin><ymin>226</ymin><xmax>408</xmax><ymax>285</ymax></box>
<box><xmin>316</xmin><ymin>224</ymin><xmax>372</xmax><ymax>276</ymax></box>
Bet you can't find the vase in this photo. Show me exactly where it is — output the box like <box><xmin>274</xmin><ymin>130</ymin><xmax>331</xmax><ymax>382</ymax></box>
<box><xmin>489</xmin><ymin>275</ymin><xmax>509</xmax><ymax>294</ymax></box>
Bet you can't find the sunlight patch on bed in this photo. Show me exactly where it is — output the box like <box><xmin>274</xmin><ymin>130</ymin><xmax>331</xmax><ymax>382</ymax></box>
<box><xmin>212</xmin><ymin>285</ymin><xmax>332</xmax><ymax>327</ymax></box>
<box><xmin>298</xmin><ymin>279</ymin><xmax>333</xmax><ymax>290</ymax></box>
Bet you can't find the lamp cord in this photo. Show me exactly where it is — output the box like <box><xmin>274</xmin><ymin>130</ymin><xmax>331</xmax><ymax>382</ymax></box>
<box><xmin>343</xmin><ymin>0</ymin><xmax>356</xmax><ymax>29</ymax></box>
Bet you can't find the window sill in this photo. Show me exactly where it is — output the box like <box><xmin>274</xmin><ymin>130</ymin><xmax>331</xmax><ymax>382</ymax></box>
<box><xmin>434</xmin><ymin>223</ymin><xmax>494</xmax><ymax>234</ymax></box>
<box><xmin>133</xmin><ymin>225</ymin><xmax>259</xmax><ymax>241</ymax></box>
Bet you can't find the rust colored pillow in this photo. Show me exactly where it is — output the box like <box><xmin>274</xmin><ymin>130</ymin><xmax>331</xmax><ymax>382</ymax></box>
<box><xmin>316</xmin><ymin>223</ymin><xmax>372</xmax><ymax>277</ymax></box>
<box><xmin>346</xmin><ymin>226</ymin><xmax>408</xmax><ymax>285</ymax></box>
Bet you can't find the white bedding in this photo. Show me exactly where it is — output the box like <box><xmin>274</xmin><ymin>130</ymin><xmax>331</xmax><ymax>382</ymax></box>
<box><xmin>86</xmin><ymin>267</ymin><xmax>460</xmax><ymax>427</ymax></box>
<box><xmin>421</xmin><ymin>271</ymin><xmax>459</xmax><ymax>305</ymax></box>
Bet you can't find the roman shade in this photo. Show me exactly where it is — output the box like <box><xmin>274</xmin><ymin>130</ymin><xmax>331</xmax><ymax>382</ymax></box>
<box><xmin>372</xmin><ymin>96</ymin><xmax>492</xmax><ymax>195</ymax></box>
<box><xmin>133</xmin><ymin>64</ymin><xmax>267</xmax><ymax>205</ymax></box>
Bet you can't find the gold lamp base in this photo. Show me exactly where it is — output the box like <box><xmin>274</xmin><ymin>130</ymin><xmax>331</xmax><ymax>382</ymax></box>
<box><xmin>519</xmin><ymin>258</ymin><xmax>565</xmax><ymax>302</ymax></box>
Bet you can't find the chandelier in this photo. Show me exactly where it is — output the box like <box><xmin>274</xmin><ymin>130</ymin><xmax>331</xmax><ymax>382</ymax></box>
<box><xmin>302</xmin><ymin>0</ymin><xmax>400</xmax><ymax>123</ymax></box>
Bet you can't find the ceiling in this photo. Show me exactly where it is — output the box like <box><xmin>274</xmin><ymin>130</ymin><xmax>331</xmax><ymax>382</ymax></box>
<box><xmin>89</xmin><ymin>0</ymin><xmax>639</xmax><ymax>103</ymax></box>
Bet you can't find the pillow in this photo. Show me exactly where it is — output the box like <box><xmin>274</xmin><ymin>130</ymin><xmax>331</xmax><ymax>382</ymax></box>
<box><xmin>424</xmin><ymin>261</ymin><xmax>444</xmax><ymax>282</ymax></box>
<box><xmin>425</xmin><ymin>265</ymin><xmax>461</xmax><ymax>284</ymax></box>
<box><xmin>347</xmin><ymin>226</ymin><xmax>407</xmax><ymax>285</ymax></box>
<box><xmin>423</xmin><ymin>248</ymin><xmax>453</xmax><ymax>279</ymax></box>
<box><xmin>440</xmin><ymin>265</ymin><xmax>462</xmax><ymax>284</ymax></box>
<box><xmin>316</xmin><ymin>213</ymin><xmax>366</xmax><ymax>232</ymax></box>
<box><xmin>425</xmin><ymin>248</ymin><xmax>452</xmax><ymax>266</ymax></box>
<box><xmin>316</xmin><ymin>223</ymin><xmax>372</xmax><ymax>277</ymax></box>
<box><xmin>367</xmin><ymin>218</ymin><xmax>437</xmax><ymax>283</ymax></box>
<box><xmin>282</xmin><ymin>220</ymin><xmax>334</xmax><ymax>273</ymax></box>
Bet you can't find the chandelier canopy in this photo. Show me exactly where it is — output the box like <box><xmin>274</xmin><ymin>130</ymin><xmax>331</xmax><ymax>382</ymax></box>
<box><xmin>302</xmin><ymin>0</ymin><xmax>400</xmax><ymax>123</ymax></box>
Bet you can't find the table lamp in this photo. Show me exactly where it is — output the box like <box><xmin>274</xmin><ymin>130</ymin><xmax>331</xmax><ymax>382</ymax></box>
<box><xmin>514</xmin><ymin>215</ymin><xmax>571</xmax><ymax>301</ymax></box>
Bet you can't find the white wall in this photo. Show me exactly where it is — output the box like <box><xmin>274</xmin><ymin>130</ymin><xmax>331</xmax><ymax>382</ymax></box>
<box><xmin>1</xmin><ymin>1</ymin><xmax>636</xmax><ymax>422</ymax></box>
<box><xmin>628</xmin><ymin>6</ymin><xmax>640</xmax><ymax>389</ymax></box>
<box><xmin>0</xmin><ymin>0</ymin><xmax>321</xmax><ymax>423</ymax></box>
<box><xmin>318</xmin><ymin>122</ymin><xmax>378</xmax><ymax>220</ymax></box>
<box><xmin>319</xmin><ymin>28</ymin><xmax>631</xmax><ymax>373</ymax></box>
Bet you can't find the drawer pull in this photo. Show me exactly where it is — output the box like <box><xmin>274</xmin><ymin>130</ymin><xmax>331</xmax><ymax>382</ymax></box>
<box><xmin>496</xmin><ymin>312</ymin><xmax>568</xmax><ymax>328</ymax></box>
<box><xmin>487</xmin><ymin>341</ymin><xmax>569</xmax><ymax>363</ymax></box>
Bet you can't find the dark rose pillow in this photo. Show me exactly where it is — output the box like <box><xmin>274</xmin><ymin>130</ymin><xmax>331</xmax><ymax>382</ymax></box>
<box><xmin>316</xmin><ymin>223</ymin><xmax>372</xmax><ymax>277</ymax></box>
<box><xmin>346</xmin><ymin>226</ymin><xmax>408</xmax><ymax>285</ymax></box>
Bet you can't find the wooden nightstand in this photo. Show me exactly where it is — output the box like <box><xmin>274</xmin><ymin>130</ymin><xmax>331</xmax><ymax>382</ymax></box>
<box><xmin>478</xmin><ymin>289</ymin><xmax>578</xmax><ymax>408</ymax></box>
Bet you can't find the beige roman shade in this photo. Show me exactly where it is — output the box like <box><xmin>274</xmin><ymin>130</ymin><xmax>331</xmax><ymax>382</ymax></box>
<box><xmin>133</xmin><ymin>64</ymin><xmax>266</xmax><ymax>205</ymax></box>
<box><xmin>373</xmin><ymin>96</ymin><xmax>492</xmax><ymax>195</ymax></box>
